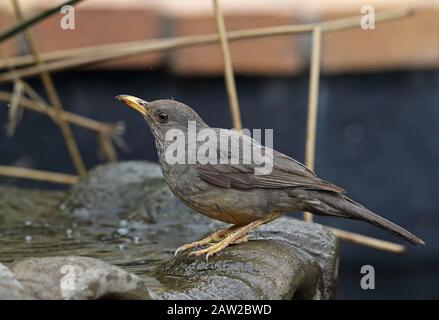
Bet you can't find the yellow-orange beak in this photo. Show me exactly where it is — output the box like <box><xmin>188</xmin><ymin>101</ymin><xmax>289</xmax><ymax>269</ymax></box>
<box><xmin>116</xmin><ymin>94</ymin><xmax>148</xmax><ymax>116</ymax></box>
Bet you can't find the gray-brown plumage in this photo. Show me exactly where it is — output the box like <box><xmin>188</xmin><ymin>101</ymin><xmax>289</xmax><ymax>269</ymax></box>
<box><xmin>117</xmin><ymin>95</ymin><xmax>424</xmax><ymax>258</ymax></box>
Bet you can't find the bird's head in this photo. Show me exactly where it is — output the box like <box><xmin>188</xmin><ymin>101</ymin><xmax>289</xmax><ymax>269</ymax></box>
<box><xmin>116</xmin><ymin>95</ymin><xmax>208</xmax><ymax>140</ymax></box>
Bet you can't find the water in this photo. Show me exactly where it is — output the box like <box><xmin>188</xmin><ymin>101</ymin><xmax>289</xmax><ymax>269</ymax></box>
<box><xmin>0</xmin><ymin>186</ymin><xmax>176</xmax><ymax>288</ymax></box>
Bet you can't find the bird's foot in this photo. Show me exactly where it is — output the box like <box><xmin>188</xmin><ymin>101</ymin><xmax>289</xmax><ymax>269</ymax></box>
<box><xmin>174</xmin><ymin>225</ymin><xmax>238</xmax><ymax>256</ymax></box>
<box><xmin>188</xmin><ymin>234</ymin><xmax>248</xmax><ymax>261</ymax></box>
<box><xmin>187</xmin><ymin>213</ymin><xmax>281</xmax><ymax>261</ymax></box>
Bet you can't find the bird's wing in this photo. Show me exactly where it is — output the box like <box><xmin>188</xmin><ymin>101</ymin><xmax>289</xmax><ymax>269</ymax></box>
<box><xmin>195</xmin><ymin>129</ymin><xmax>345</xmax><ymax>193</ymax></box>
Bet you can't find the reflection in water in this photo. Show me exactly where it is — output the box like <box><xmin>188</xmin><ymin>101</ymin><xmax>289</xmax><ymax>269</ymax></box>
<box><xmin>0</xmin><ymin>218</ymin><xmax>169</xmax><ymax>275</ymax></box>
<box><xmin>0</xmin><ymin>182</ymin><xmax>223</xmax><ymax>294</ymax></box>
<box><xmin>0</xmin><ymin>187</ymin><xmax>183</xmax><ymax>290</ymax></box>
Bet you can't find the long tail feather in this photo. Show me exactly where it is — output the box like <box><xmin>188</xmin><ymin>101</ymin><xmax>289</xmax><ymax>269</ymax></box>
<box><xmin>311</xmin><ymin>192</ymin><xmax>425</xmax><ymax>245</ymax></box>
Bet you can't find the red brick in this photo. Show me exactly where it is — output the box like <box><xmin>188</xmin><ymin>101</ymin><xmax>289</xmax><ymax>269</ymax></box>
<box><xmin>0</xmin><ymin>5</ymin><xmax>19</xmax><ymax>59</ymax></box>
<box><xmin>317</xmin><ymin>3</ymin><xmax>439</xmax><ymax>73</ymax></box>
<box><xmin>167</xmin><ymin>13</ymin><xmax>305</xmax><ymax>76</ymax></box>
<box><xmin>28</xmin><ymin>1</ymin><xmax>162</xmax><ymax>69</ymax></box>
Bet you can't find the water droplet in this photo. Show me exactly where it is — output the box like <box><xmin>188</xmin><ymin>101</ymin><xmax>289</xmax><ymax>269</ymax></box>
<box><xmin>117</xmin><ymin>228</ymin><xmax>129</xmax><ymax>236</ymax></box>
<box><xmin>119</xmin><ymin>220</ymin><xmax>128</xmax><ymax>227</ymax></box>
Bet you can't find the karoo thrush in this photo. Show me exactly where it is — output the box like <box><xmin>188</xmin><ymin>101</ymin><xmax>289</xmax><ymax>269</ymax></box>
<box><xmin>117</xmin><ymin>95</ymin><xmax>424</xmax><ymax>259</ymax></box>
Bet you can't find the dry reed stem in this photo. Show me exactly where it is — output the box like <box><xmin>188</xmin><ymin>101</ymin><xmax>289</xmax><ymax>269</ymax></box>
<box><xmin>332</xmin><ymin>227</ymin><xmax>406</xmax><ymax>253</ymax></box>
<box><xmin>0</xmin><ymin>5</ymin><xmax>413</xmax><ymax>252</ymax></box>
<box><xmin>303</xmin><ymin>26</ymin><xmax>322</xmax><ymax>223</ymax></box>
<box><xmin>212</xmin><ymin>0</ymin><xmax>242</xmax><ymax>130</ymax></box>
<box><xmin>0</xmin><ymin>8</ymin><xmax>413</xmax><ymax>83</ymax></box>
<box><xmin>11</xmin><ymin>0</ymin><xmax>87</xmax><ymax>177</ymax></box>
<box><xmin>0</xmin><ymin>0</ymin><xmax>85</xmax><ymax>43</ymax></box>
<box><xmin>98</xmin><ymin>132</ymin><xmax>118</xmax><ymax>162</ymax></box>
<box><xmin>0</xmin><ymin>165</ymin><xmax>79</xmax><ymax>185</ymax></box>
<box><xmin>6</xmin><ymin>80</ymin><xmax>24</xmax><ymax>136</ymax></box>
<box><xmin>0</xmin><ymin>91</ymin><xmax>116</xmax><ymax>134</ymax></box>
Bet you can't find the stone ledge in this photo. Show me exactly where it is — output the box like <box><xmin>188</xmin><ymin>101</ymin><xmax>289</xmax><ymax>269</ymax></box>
<box><xmin>154</xmin><ymin>216</ymin><xmax>338</xmax><ymax>300</ymax></box>
<box><xmin>0</xmin><ymin>161</ymin><xmax>339</xmax><ymax>300</ymax></box>
<box><xmin>155</xmin><ymin>239</ymin><xmax>324</xmax><ymax>300</ymax></box>
<box><xmin>0</xmin><ymin>263</ymin><xmax>28</xmax><ymax>300</ymax></box>
<box><xmin>8</xmin><ymin>256</ymin><xmax>151</xmax><ymax>300</ymax></box>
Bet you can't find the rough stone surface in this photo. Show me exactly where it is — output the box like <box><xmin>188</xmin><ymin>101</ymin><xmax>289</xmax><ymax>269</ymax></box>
<box><xmin>251</xmin><ymin>218</ymin><xmax>339</xmax><ymax>299</ymax></box>
<box><xmin>154</xmin><ymin>239</ymin><xmax>324</xmax><ymax>300</ymax></box>
<box><xmin>1</xmin><ymin>161</ymin><xmax>339</xmax><ymax>300</ymax></box>
<box><xmin>0</xmin><ymin>186</ymin><xmax>64</xmax><ymax>224</ymax></box>
<box><xmin>60</xmin><ymin>161</ymin><xmax>163</xmax><ymax>221</ymax></box>
<box><xmin>0</xmin><ymin>263</ymin><xmax>28</xmax><ymax>300</ymax></box>
<box><xmin>10</xmin><ymin>256</ymin><xmax>151</xmax><ymax>300</ymax></box>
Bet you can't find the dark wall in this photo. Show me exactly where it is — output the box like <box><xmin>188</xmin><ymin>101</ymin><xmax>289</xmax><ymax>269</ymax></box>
<box><xmin>1</xmin><ymin>69</ymin><xmax>438</xmax><ymax>299</ymax></box>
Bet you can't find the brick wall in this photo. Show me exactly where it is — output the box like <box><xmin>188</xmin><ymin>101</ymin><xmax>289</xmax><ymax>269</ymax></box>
<box><xmin>0</xmin><ymin>2</ymin><xmax>17</xmax><ymax>58</ymax></box>
<box><xmin>0</xmin><ymin>0</ymin><xmax>438</xmax><ymax>74</ymax></box>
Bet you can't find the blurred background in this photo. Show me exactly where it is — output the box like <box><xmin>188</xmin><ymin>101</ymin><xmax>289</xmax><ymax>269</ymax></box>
<box><xmin>0</xmin><ymin>0</ymin><xmax>438</xmax><ymax>299</ymax></box>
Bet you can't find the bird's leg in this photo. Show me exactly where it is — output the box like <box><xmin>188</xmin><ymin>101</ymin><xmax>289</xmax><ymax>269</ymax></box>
<box><xmin>174</xmin><ymin>224</ymin><xmax>239</xmax><ymax>256</ymax></box>
<box><xmin>189</xmin><ymin>214</ymin><xmax>281</xmax><ymax>260</ymax></box>
<box><xmin>231</xmin><ymin>234</ymin><xmax>249</xmax><ymax>244</ymax></box>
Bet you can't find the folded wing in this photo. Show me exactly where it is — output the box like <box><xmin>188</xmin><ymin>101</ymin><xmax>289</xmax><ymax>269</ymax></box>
<box><xmin>196</xmin><ymin>129</ymin><xmax>344</xmax><ymax>193</ymax></box>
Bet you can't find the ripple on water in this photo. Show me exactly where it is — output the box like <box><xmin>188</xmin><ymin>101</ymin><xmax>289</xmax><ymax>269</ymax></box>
<box><xmin>0</xmin><ymin>213</ymin><xmax>173</xmax><ymax>279</ymax></box>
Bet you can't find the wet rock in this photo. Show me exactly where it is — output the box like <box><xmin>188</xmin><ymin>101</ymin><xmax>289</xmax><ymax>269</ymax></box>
<box><xmin>0</xmin><ymin>263</ymin><xmax>28</xmax><ymax>300</ymax></box>
<box><xmin>59</xmin><ymin>161</ymin><xmax>224</xmax><ymax>248</ymax></box>
<box><xmin>251</xmin><ymin>217</ymin><xmax>339</xmax><ymax>299</ymax></box>
<box><xmin>1</xmin><ymin>161</ymin><xmax>340</xmax><ymax>300</ymax></box>
<box><xmin>0</xmin><ymin>186</ymin><xmax>63</xmax><ymax>224</ymax></box>
<box><xmin>10</xmin><ymin>256</ymin><xmax>151</xmax><ymax>300</ymax></box>
<box><xmin>60</xmin><ymin>161</ymin><xmax>221</xmax><ymax>228</ymax></box>
<box><xmin>60</xmin><ymin>161</ymin><xmax>163</xmax><ymax>220</ymax></box>
<box><xmin>154</xmin><ymin>239</ymin><xmax>324</xmax><ymax>300</ymax></box>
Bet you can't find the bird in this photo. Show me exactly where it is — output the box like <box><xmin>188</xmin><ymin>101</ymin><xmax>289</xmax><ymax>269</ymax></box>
<box><xmin>116</xmin><ymin>95</ymin><xmax>425</xmax><ymax>259</ymax></box>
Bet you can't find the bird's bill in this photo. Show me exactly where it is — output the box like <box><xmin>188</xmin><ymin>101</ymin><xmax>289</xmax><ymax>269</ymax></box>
<box><xmin>115</xmin><ymin>94</ymin><xmax>148</xmax><ymax>116</ymax></box>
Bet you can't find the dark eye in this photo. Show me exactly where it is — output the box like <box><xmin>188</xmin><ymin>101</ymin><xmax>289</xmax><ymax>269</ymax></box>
<box><xmin>156</xmin><ymin>111</ymin><xmax>169</xmax><ymax>123</ymax></box>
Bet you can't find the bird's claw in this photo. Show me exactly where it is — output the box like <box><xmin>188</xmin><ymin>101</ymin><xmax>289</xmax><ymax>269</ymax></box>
<box><xmin>186</xmin><ymin>235</ymin><xmax>248</xmax><ymax>261</ymax></box>
<box><xmin>174</xmin><ymin>240</ymin><xmax>212</xmax><ymax>256</ymax></box>
<box><xmin>174</xmin><ymin>234</ymin><xmax>222</xmax><ymax>256</ymax></box>
<box><xmin>175</xmin><ymin>242</ymin><xmax>199</xmax><ymax>256</ymax></box>
<box><xmin>174</xmin><ymin>227</ymin><xmax>237</xmax><ymax>256</ymax></box>
<box><xmin>175</xmin><ymin>223</ymin><xmax>254</xmax><ymax>260</ymax></box>
<box><xmin>187</xmin><ymin>245</ymin><xmax>219</xmax><ymax>261</ymax></box>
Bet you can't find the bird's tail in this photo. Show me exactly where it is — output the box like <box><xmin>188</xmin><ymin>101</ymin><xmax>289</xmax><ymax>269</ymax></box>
<box><xmin>309</xmin><ymin>192</ymin><xmax>425</xmax><ymax>245</ymax></box>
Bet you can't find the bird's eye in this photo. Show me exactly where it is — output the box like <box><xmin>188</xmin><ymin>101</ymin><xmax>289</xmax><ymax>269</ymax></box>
<box><xmin>156</xmin><ymin>111</ymin><xmax>169</xmax><ymax>123</ymax></box>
